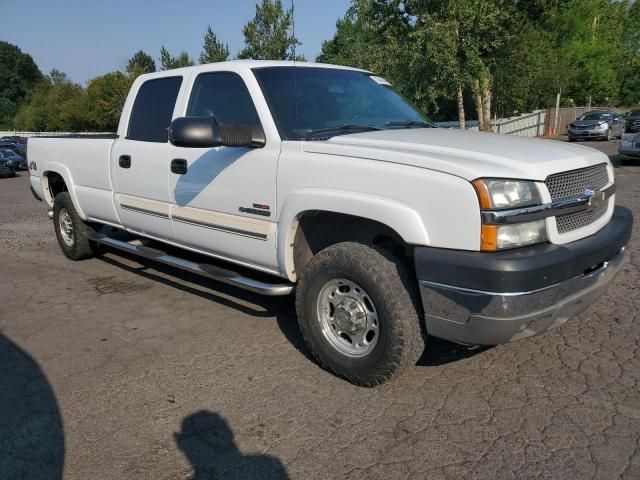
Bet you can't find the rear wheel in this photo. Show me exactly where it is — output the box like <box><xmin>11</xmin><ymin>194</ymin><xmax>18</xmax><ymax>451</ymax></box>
<box><xmin>296</xmin><ymin>242</ymin><xmax>425</xmax><ymax>387</ymax></box>
<box><xmin>53</xmin><ymin>192</ymin><xmax>102</xmax><ymax>260</ymax></box>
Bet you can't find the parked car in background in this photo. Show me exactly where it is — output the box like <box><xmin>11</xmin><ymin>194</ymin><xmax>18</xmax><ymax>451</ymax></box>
<box><xmin>0</xmin><ymin>141</ymin><xmax>26</xmax><ymax>157</ymax></box>
<box><xmin>0</xmin><ymin>159</ymin><xmax>16</xmax><ymax>178</ymax></box>
<box><xmin>619</xmin><ymin>133</ymin><xmax>640</xmax><ymax>162</ymax></box>
<box><xmin>624</xmin><ymin>110</ymin><xmax>640</xmax><ymax>133</ymax></box>
<box><xmin>0</xmin><ymin>135</ymin><xmax>23</xmax><ymax>144</ymax></box>
<box><xmin>567</xmin><ymin>111</ymin><xmax>625</xmax><ymax>141</ymax></box>
<box><xmin>0</xmin><ymin>149</ymin><xmax>26</xmax><ymax>171</ymax></box>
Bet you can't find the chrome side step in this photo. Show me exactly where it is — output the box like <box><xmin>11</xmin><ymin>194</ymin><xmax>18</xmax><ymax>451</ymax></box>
<box><xmin>87</xmin><ymin>231</ymin><xmax>294</xmax><ymax>296</ymax></box>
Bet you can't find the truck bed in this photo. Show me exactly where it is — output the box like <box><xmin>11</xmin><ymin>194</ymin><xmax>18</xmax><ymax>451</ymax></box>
<box><xmin>29</xmin><ymin>136</ymin><xmax>119</xmax><ymax>225</ymax></box>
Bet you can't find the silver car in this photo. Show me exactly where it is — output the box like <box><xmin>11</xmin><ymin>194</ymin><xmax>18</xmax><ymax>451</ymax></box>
<box><xmin>568</xmin><ymin>111</ymin><xmax>625</xmax><ymax>141</ymax></box>
<box><xmin>619</xmin><ymin>132</ymin><xmax>640</xmax><ymax>163</ymax></box>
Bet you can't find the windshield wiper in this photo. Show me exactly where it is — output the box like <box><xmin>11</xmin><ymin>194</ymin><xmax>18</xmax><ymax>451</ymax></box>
<box><xmin>305</xmin><ymin>124</ymin><xmax>382</xmax><ymax>137</ymax></box>
<box><xmin>385</xmin><ymin>120</ymin><xmax>436</xmax><ymax>128</ymax></box>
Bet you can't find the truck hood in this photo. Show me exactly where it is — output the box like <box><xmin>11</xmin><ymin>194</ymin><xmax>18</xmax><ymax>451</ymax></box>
<box><xmin>571</xmin><ymin>120</ymin><xmax>609</xmax><ymax>127</ymax></box>
<box><xmin>302</xmin><ymin>128</ymin><xmax>610</xmax><ymax>181</ymax></box>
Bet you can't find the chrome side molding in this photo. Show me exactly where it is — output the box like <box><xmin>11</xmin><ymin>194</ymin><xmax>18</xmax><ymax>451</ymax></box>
<box><xmin>482</xmin><ymin>183</ymin><xmax>616</xmax><ymax>225</ymax></box>
<box><xmin>86</xmin><ymin>231</ymin><xmax>294</xmax><ymax>296</ymax></box>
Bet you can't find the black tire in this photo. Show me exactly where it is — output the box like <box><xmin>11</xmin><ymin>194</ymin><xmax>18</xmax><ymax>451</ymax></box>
<box><xmin>53</xmin><ymin>192</ymin><xmax>102</xmax><ymax>260</ymax></box>
<box><xmin>295</xmin><ymin>242</ymin><xmax>425</xmax><ymax>387</ymax></box>
<box><xmin>606</xmin><ymin>128</ymin><xmax>613</xmax><ymax>141</ymax></box>
<box><xmin>568</xmin><ymin>137</ymin><xmax>576</xmax><ymax>142</ymax></box>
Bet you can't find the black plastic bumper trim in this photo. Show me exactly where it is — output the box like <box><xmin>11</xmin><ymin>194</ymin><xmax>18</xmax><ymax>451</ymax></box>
<box><xmin>415</xmin><ymin>206</ymin><xmax>633</xmax><ymax>293</ymax></box>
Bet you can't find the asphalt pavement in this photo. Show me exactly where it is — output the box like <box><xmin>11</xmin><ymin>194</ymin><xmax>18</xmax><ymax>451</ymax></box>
<box><xmin>1</xmin><ymin>136</ymin><xmax>639</xmax><ymax>479</ymax></box>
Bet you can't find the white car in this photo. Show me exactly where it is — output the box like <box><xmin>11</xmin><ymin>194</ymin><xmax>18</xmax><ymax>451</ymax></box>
<box><xmin>28</xmin><ymin>61</ymin><xmax>632</xmax><ymax>386</ymax></box>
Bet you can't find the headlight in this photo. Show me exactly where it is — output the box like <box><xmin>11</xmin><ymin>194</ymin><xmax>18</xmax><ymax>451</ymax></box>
<box><xmin>481</xmin><ymin>220</ymin><xmax>548</xmax><ymax>250</ymax></box>
<box><xmin>473</xmin><ymin>179</ymin><xmax>547</xmax><ymax>251</ymax></box>
<box><xmin>472</xmin><ymin>179</ymin><xmax>542</xmax><ymax>210</ymax></box>
<box><xmin>596</xmin><ymin>122</ymin><xmax>607</xmax><ymax>129</ymax></box>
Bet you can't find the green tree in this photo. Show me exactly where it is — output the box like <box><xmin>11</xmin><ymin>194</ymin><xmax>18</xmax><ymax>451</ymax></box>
<box><xmin>159</xmin><ymin>47</ymin><xmax>195</xmax><ymax>70</ymax></box>
<box><xmin>83</xmin><ymin>71</ymin><xmax>134</xmax><ymax>131</ymax></box>
<box><xmin>238</xmin><ymin>0</ymin><xmax>300</xmax><ymax>60</ymax></box>
<box><xmin>0</xmin><ymin>41</ymin><xmax>42</xmax><ymax>127</ymax></box>
<box><xmin>14</xmin><ymin>69</ymin><xmax>85</xmax><ymax>131</ymax></box>
<box><xmin>199</xmin><ymin>26</ymin><xmax>230</xmax><ymax>64</ymax></box>
<box><xmin>618</xmin><ymin>0</ymin><xmax>640</xmax><ymax>106</ymax></box>
<box><xmin>126</xmin><ymin>50</ymin><xmax>156</xmax><ymax>75</ymax></box>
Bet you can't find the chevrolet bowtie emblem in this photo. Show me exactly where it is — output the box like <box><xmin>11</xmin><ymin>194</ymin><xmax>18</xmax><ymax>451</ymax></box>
<box><xmin>585</xmin><ymin>188</ymin><xmax>606</xmax><ymax>211</ymax></box>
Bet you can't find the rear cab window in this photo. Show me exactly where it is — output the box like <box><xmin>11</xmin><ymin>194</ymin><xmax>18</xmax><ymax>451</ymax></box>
<box><xmin>127</xmin><ymin>76</ymin><xmax>183</xmax><ymax>142</ymax></box>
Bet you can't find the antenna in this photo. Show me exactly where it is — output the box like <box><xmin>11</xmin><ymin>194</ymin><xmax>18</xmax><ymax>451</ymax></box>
<box><xmin>291</xmin><ymin>0</ymin><xmax>296</xmax><ymax>62</ymax></box>
<box><xmin>292</xmin><ymin>0</ymin><xmax>298</xmax><ymax>126</ymax></box>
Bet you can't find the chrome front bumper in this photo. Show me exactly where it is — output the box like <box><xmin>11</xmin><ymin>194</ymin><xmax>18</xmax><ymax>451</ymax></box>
<box><xmin>419</xmin><ymin>246</ymin><xmax>626</xmax><ymax>346</ymax></box>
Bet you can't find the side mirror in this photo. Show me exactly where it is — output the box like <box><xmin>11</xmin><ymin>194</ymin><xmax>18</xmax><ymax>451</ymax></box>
<box><xmin>168</xmin><ymin>116</ymin><xmax>266</xmax><ymax>148</ymax></box>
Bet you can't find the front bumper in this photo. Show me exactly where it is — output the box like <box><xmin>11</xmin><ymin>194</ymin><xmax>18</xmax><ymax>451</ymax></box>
<box><xmin>619</xmin><ymin>149</ymin><xmax>640</xmax><ymax>160</ymax></box>
<box><xmin>415</xmin><ymin>206</ymin><xmax>632</xmax><ymax>346</ymax></box>
<box><xmin>568</xmin><ymin>128</ymin><xmax>609</xmax><ymax>138</ymax></box>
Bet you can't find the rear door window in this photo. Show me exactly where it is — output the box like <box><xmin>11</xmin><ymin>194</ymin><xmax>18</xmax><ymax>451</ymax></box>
<box><xmin>127</xmin><ymin>76</ymin><xmax>183</xmax><ymax>142</ymax></box>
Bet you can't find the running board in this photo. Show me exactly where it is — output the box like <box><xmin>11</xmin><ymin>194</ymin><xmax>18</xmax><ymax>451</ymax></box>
<box><xmin>87</xmin><ymin>232</ymin><xmax>294</xmax><ymax>296</ymax></box>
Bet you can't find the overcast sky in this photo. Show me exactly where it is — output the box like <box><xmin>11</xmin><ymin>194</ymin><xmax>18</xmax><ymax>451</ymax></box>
<box><xmin>1</xmin><ymin>0</ymin><xmax>351</xmax><ymax>84</ymax></box>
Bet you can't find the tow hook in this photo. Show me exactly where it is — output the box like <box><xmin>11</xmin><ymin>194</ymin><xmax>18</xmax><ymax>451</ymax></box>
<box><xmin>48</xmin><ymin>209</ymin><xmax>54</xmax><ymax>220</ymax></box>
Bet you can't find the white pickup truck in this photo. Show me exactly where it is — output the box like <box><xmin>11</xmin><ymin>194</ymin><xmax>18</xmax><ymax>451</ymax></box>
<box><xmin>29</xmin><ymin>61</ymin><xmax>632</xmax><ymax>386</ymax></box>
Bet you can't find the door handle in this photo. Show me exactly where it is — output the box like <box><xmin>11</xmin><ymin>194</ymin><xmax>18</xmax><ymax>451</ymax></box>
<box><xmin>171</xmin><ymin>158</ymin><xmax>188</xmax><ymax>175</ymax></box>
<box><xmin>119</xmin><ymin>155</ymin><xmax>131</xmax><ymax>168</ymax></box>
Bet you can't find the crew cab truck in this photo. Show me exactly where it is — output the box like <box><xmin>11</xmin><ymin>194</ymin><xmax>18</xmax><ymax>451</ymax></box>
<box><xmin>28</xmin><ymin>61</ymin><xmax>632</xmax><ymax>387</ymax></box>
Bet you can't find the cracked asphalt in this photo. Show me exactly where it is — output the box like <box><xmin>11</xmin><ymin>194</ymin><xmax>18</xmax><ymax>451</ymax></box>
<box><xmin>1</xmin><ymin>137</ymin><xmax>639</xmax><ymax>479</ymax></box>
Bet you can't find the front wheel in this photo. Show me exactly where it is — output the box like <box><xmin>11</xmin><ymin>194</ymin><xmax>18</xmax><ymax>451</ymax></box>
<box><xmin>296</xmin><ymin>242</ymin><xmax>425</xmax><ymax>387</ymax></box>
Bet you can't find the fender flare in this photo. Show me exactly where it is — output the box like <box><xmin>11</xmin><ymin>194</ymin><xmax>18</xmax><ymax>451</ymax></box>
<box><xmin>277</xmin><ymin>188</ymin><xmax>430</xmax><ymax>281</ymax></box>
<box><xmin>41</xmin><ymin>163</ymin><xmax>87</xmax><ymax>220</ymax></box>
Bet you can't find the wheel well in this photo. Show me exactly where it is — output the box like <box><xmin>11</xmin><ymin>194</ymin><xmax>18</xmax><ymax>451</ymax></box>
<box><xmin>292</xmin><ymin>211</ymin><xmax>413</xmax><ymax>276</ymax></box>
<box><xmin>44</xmin><ymin>171</ymin><xmax>68</xmax><ymax>203</ymax></box>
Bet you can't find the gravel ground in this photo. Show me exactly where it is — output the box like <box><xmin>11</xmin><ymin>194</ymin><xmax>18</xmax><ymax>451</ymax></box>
<box><xmin>1</xmin><ymin>137</ymin><xmax>639</xmax><ymax>480</ymax></box>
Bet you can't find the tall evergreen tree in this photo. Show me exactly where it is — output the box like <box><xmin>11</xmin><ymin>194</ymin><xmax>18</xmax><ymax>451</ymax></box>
<box><xmin>199</xmin><ymin>26</ymin><xmax>230</xmax><ymax>64</ymax></box>
<box><xmin>238</xmin><ymin>0</ymin><xmax>300</xmax><ymax>60</ymax></box>
<box><xmin>126</xmin><ymin>50</ymin><xmax>156</xmax><ymax>75</ymax></box>
<box><xmin>159</xmin><ymin>47</ymin><xmax>195</xmax><ymax>70</ymax></box>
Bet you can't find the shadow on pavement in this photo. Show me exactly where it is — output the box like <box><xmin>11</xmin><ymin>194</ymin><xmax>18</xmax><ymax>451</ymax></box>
<box><xmin>98</xmin><ymin>252</ymin><xmax>312</xmax><ymax>359</ymax></box>
<box><xmin>0</xmin><ymin>333</ymin><xmax>64</xmax><ymax>479</ymax></box>
<box><xmin>175</xmin><ymin>410</ymin><xmax>289</xmax><ymax>480</ymax></box>
<box><xmin>418</xmin><ymin>337</ymin><xmax>492</xmax><ymax>366</ymax></box>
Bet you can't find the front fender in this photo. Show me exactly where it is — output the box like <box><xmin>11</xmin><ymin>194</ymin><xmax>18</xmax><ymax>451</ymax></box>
<box><xmin>277</xmin><ymin>188</ymin><xmax>430</xmax><ymax>281</ymax></box>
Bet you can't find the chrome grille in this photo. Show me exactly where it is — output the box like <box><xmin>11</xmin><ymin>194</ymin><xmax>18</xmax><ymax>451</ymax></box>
<box><xmin>545</xmin><ymin>163</ymin><xmax>610</xmax><ymax>234</ymax></box>
<box><xmin>556</xmin><ymin>202</ymin><xmax>608</xmax><ymax>234</ymax></box>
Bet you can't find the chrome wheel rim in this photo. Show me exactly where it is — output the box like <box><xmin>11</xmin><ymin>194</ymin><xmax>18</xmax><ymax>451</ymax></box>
<box><xmin>58</xmin><ymin>208</ymin><xmax>74</xmax><ymax>246</ymax></box>
<box><xmin>316</xmin><ymin>278</ymin><xmax>379</xmax><ymax>358</ymax></box>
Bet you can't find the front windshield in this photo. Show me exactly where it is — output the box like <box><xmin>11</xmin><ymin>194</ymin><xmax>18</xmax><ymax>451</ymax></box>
<box><xmin>580</xmin><ymin>112</ymin><xmax>611</xmax><ymax>121</ymax></box>
<box><xmin>253</xmin><ymin>67</ymin><xmax>434</xmax><ymax>140</ymax></box>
